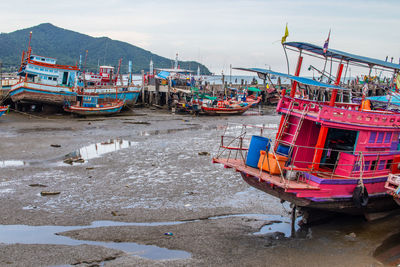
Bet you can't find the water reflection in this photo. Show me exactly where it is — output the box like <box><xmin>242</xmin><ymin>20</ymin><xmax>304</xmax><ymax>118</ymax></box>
<box><xmin>0</xmin><ymin>160</ymin><xmax>26</xmax><ymax>168</ymax></box>
<box><xmin>0</xmin><ymin>139</ymin><xmax>134</xmax><ymax>168</ymax></box>
<box><xmin>63</xmin><ymin>139</ymin><xmax>133</xmax><ymax>165</ymax></box>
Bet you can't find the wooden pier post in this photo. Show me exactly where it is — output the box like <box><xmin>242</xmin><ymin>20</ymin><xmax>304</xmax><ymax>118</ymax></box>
<box><xmin>141</xmin><ymin>70</ymin><xmax>145</xmax><ymax>104</ymax></box>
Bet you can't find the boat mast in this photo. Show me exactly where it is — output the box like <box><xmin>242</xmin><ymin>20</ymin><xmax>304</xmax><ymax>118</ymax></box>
<box><xmin>115</xmin><ymin>58</ymin><xmax>122</xmax><ymax>100</ymax></box>
<box><xmin>290</xmin><ymin>50</ymin><xmax>303</xmax><ymax>98</ymax></box>
<box><xmin>311</xmin><ymin>61</ymin><xmax>344</xmax><ymax>171</ymax></box>
<box><xmin>27</xmin><ymin>31</ymin><xmax>32</xmax><ymax>58</ymax></box>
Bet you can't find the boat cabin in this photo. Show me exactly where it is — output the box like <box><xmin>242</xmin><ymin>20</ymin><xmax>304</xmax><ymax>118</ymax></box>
<box><xmin>275</xmin><ymin>96</ymin><xmax>400</xmax><ymax>179</ymax></box>
<box><xmin>19</xmin><ymin>53</ymin><xmax>79</xmax><ymax>87</ymax></box>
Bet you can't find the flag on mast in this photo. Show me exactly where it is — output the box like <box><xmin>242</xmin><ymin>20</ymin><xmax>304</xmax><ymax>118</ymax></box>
<box><xmin>323</xmin><ymin>29</ymin><xmax>331</xmax><ymax>54</ymax></box>
<box><xmin>281</xmin><ymin>23</ymin><xmax>289</xmax><ymax>44</ymax></box>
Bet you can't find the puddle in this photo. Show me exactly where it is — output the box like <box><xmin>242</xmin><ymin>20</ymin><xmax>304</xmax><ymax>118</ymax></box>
<box><xmin>0</xmin><ymin>220</ymin><xmax>191</xmax><ymax>260</ymax></box>
<box><xmin>0</xmin><ymin>213</ymin><xmax>299</xmax><ymax>260</ymax></box>
<box><xmin>208</xmin><ymin>214</ymin><xmax>301</xmax><ymax>238</ymax></box>
<box><xmin>374</xmin><ymin>231</ymin><xmax>400</xmax><ymax>266</ymax></box>
<box><xmin>0</xmin><ymin>139</ymin><xmax>135</xmax><ymax>168</ymax></box>
<box><xmin>138</xmin><ymin>124</ymin><xmax>219</xmax><ymax>136</ymax></box>
<box><xmin>63</xmin><ymin>139</ymin><xmax>134</xmax><ymax>165</ymax></box>
<box><xmin>0</xmin><ymin>160</ymin><xmax>26</xmax><ymax>167</ymax></box>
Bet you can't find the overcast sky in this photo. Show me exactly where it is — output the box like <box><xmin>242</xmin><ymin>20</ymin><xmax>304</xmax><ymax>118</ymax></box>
<box><xmin>1</xmin><ymin>0</ymin><xmax>400</xmax><ymax>75</ymax></box>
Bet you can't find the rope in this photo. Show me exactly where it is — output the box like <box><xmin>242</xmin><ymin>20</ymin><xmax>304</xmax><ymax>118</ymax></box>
<box><xmin>358</xmin><ymin>152</ymin><xmax>365</xmax><ymax>188</ymax></box>
<box><xmin>8</xmin><ymin>107</ymin><xmax>57</xmax><ymax>120</ymax></box>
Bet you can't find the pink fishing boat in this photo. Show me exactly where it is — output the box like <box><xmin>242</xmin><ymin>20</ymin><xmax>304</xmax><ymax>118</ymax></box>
<box><xmin>213</xmin><ymin>41</ymin><xmax>400</xmax><ymax>220</ymax></box>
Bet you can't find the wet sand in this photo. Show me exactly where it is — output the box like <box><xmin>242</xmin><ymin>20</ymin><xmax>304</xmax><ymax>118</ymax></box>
<box><xmin>0</xmin><ymin>108</ymin><xmax>399</xmax><ymax>266</ymax></box>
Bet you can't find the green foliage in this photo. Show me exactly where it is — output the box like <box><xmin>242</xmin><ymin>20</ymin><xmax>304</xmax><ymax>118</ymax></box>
<box><xmin>0</xmin><ymin>23</ymin><xmax>211</xmax><ymax>74</ymax></box>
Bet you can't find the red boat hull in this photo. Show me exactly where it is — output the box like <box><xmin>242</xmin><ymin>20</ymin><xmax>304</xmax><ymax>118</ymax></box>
<box><xmin>201</xmin><ymin>105</ymin><xmax>250</xmax><ymax>115</ymax></box>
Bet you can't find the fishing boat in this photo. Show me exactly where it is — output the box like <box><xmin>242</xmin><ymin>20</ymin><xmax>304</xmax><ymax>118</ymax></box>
<box><xmin>63</xmin><ymin>94</ymin><xmax>124</xmax><ymax>116</ymax></box>
<box><xmin>10</xmin><ymin>32</ymin><xmax>79</xmax><ymax>106</ymax></box>
<box><xmin>212</xmin><ymin>41</ymin><xmax>400</xmax><ymax>219</ymax></box>
<box><xmin>82</xmin><ymin>64</ymin><xmax>140</xmax><ymax>106</ymax></box>
<box><xmin>0</xmin><ymin>106</ymin><xmax>8</xmax><ymax>117</ymax></box>
<box><xmin>201</xmin><ymin>101</ymin><xmax>251</xmax><ymax>115</ymax></box>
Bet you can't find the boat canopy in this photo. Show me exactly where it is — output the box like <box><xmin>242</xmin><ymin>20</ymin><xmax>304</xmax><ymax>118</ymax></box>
<box><xmin>199</xmin><ymin>94</ymin><xmax>218</xmax><ymax>100</ymax></box>
<box><xmin>157</xmin><ymin>71</ymin><xmax>170</xmax><ymax>79</ymax></box>
<box><xmin>234</xmin><ymin>67</ymin><xmax>349</xmax><ymax>90</ymax></box>
<box><xmin>248</xmin><ymin>87</ymin><xmax>262</xmax><ymax>92</ymax></box>
<box><xmin>284</xmin><ymin>42</ymin><xmax>400</xmax><ymax>71</ymax></box>
<box><xmin>366</xmin><ymin>93</ymin><xmax>400</xmax><ymax>106</ymax></box>
<box><xmin>155</xmin><ymin>68</ymin><xmax>193</xmax><ymax>74</ymax></box>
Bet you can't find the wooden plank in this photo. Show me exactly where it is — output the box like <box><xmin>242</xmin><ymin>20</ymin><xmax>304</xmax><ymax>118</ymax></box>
<box><xmin>213</xmin><ymin>157</ymin><xmax>319</xmax><ymax>190</ymax></box>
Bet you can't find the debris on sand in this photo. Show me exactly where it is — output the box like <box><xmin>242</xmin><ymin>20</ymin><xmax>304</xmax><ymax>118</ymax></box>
<box><xmin>63</xmin><ymin>157</ymin><xmax>85</xmax><ymax>165</ymax></box>
<box><xmin>50</xmin><ymin>144</ymin><xmax>61</xmax><ymax>148</ymax></box>
<box><xmin>29</xmin><ymin>184</ymin><xmax>48</xmax><ymax>187</ymax></box>
<box><xmin>198</xmin><ymin>151</ymin><xmax>210</xmax><ymax>156</ymax></box>
<box><xmin>122</xmin><ymin>120</ymin><xmax>151</xmax><ymax>125</ymax></box>
<box><xmin>40</xmin><ymin>191</ymin><xmax>60</xmax><ymax>196</ymax></box>
<box><xmin>345</xmin><ymin>232</ymin><xmax>357</xmax><ymax>241</ymax></box>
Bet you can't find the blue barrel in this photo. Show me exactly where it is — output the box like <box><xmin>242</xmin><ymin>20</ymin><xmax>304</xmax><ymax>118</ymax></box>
<box><xmin>277</xmin><ymin>144</ymin><xmax>290</xmax><ymax>156</ymax></box>
<box><xmin>246</xmin><ymin>136</ymin><xmax>270</xmax><ymax>168</ymax></box>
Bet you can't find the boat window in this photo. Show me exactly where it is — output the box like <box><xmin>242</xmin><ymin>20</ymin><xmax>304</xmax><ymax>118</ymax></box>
<box><xmin>369</xmin><ymin>132</ymin><xmax>377</xmax><ymax>143</ymax></box>
<box><xmin>376</xmin><ymin>132</ymin><xmax>385</xmax><ymax>143</ymax></box>
<box><xmin>321</xmin><ymin>128</ymin><xmax>358</xmax><ymax>170</ymax></box>
<box><xmin>371</xmin><ymin>160</ymin><xmax>377</xmax><ymax>171</ymax></box>
<box><xmin>353</xmin><ymin>162</ymin><xmax>360</xmax><ymax>172</ymax></box>
<box><xmin>364</xmin><ymin>161</ymin><xmax>370</xmax><ymax>171</ymax></box>
<box><xmin>384</xmin><ymin>132</ymin><xmax>392</xmax><ymax>143</ymax></box>
<box><xmin>378</xmin><ymin>160</ymin><xmax>386</xmax><ymax>170</ymax></box>
<box><xmin>386</xmin><ymin>159</ymin><xmax>393</xmax><ymax>169</ymax></box>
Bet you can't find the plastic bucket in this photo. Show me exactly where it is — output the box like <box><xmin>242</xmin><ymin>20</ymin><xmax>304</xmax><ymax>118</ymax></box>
<box><xmin>246</xmin><ymin>136</ymin><xmax>270</xmax><ymax>168</ymax></box>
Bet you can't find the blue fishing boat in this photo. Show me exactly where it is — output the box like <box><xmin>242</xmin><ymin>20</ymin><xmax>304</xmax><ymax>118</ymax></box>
<box><xmin>10</xmin><ymin>32</ymin><xmax>79</xmax><ymax>106</ymax></box>
<box><xmin>82</xmin><ymin>63</ymin><xmax>140</xmax><ymax>106</ymax></box>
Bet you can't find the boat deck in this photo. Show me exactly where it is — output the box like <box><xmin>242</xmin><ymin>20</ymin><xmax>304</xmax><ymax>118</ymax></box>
<box><xmin>213</xmin><ymin>158</ymin><xmax>320</xmax><ymax>190</ymax></box>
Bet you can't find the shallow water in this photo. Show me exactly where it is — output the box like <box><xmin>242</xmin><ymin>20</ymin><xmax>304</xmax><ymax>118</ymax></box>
<box><xmin>0</xmin><ymin>139</ymin><xmax>135</xmax><ymax>168</ymax></box>
<box><xmin>0</xmin><ymin>220</ymin><xmax>191</xmax><ymax>260</ymax></box>
<box><xmin>0</xmin><ymin>213</ymin><xmax>298</xmax><ymax>260</ymax></box>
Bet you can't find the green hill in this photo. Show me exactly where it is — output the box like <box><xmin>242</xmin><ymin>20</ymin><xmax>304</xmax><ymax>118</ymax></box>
<box><xmin>0</xmin><ymin>23</ymin><xmax>211</xmax><ymax>74</ymax></box>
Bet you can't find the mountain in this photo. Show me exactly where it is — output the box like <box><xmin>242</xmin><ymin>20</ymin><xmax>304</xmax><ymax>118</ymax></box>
<box><xmin>0</xmin><ymin>23</ymin><xmax>211</xmax><ymax>74</ymax></box>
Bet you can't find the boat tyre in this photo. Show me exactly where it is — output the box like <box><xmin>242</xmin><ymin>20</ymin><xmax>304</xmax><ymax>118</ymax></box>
<box><xmin>352</xmin><ymin>185</ymin><xmax>368</xmax><ymax>208</ymax></box>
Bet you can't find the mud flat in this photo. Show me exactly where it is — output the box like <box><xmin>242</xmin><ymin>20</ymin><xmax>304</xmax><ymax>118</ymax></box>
<box><xmin>0</xmin><ymin>108</ymin><xmax>398</xmax><ymax>266</ymax></box>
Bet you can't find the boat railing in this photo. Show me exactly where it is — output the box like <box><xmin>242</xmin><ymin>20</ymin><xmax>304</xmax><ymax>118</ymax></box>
<box><xmin>277</xmin><ymin>96</ymin><xmax>362</xmax><ymax>116</ymax></box>
<box><xmin>319</xmin><ymin>105</ymin><xmax>400</xmax><ymax>127</ymax></box>
<box><xmin>215</xmin><ymin>123</ymin><xmax>400</xmax><ymax>183</ymax></box>
<box><xmin>277</xmin><ymin>96</ymin><xmax>400</xmax><ymax>127</ymax></box>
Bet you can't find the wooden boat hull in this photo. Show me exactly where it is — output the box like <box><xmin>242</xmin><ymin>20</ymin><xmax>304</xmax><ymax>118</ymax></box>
<box><xmin>0</xmin><ymin>106</ymin><xmax>8</xmax><ymax>117</ymax></box>
<box><xmin>214</xmin><ymin>157</ymin><xmax>398</xmax><ymax>215</ymax></box>
<box><xmin>201</xmin><ymin>105</ymin><xmax>250</xmax><ymax>115</ymax></box>
<box><xmin>10</xmin><ymin>82</ymin><xmax>76</xmax><ymax>105</ymax></box>
<box><xmin>64</xmin><ymin>101</ymin><xmax>124</xmax><ymax>116</ymax></box>
<box><xmin>241</xmin><ymin>172</ymin><xmax>398</xmax><ymax>215</ymax></box>
<box><xmin>82</xmin><ymin>86</ymin><xmax>140</xmax><ymax>106</ymax></box>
